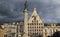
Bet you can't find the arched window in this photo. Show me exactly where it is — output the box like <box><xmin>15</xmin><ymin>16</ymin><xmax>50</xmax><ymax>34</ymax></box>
<box><xmin>37</xmin><ymin>27</ymin><xmax>38</xmax><ymax>28</ymax></box>
<box><xmin>39</xmin><ymin>27</ymin><xmax>40</xmax><ymax>28</ymax></box>
<box><xmin>30</xmin><ymin>23</ymin><xmax>31</xmax><ymax>25</ymax></box>
<box><xmin>37</xmin><ymin>20</ymin><xmax>38</xmax><ymax>23</ymax></box>
<box><xmin>28</xmin><ymin>23</ymin><xmax>29</xmax><ymax>25</ymax></box>
<box><xmin>32</xmin><ymin>20</ymin><xmax>33</xmax><ymax>22</ymax></box>
<box><xmin>39</xmin><ymin>23</ymin><xmax>40</xmax><ymax>25</ymax></box>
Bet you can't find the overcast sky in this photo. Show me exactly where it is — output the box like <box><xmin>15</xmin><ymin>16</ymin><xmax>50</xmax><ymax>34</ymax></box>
<box><xmin>0</xmin><ymin>0</ymin><xmax>60</xmax><ymax>23</ymax></box>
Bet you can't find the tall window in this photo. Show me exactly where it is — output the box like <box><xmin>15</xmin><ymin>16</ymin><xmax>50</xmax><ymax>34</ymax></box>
<box><xmin>32</xmin><ymin>20</ymin><xmax>33</xmax><ymax>22</ymax></box>
<box><xmin>37</xmin><ymin>20</ymin><xmax>38</xmax><ymax>23</ymax></box>
<box><xmin>32</xmin><ymin>15</ymin><xmax>37</xmax><ymax>23</ymax></box>
<box><xmin>45</xmin><ymin>29</ymin><xmax>47</xmax><ymax>35</ymax></box>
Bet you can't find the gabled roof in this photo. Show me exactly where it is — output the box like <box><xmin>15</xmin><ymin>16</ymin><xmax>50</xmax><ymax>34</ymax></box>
<box><xmin>28</xmin><ymin>7</ymin><xmax>43</xmax><ymax>23</ymax></box>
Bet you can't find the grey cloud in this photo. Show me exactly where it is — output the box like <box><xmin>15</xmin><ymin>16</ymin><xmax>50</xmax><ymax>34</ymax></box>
<box><xmin>0</xmin><ymin>0</ymin><xmax>24</xmax><ymax>23</ymax></box>
<box><xmin>0</xmin><ymin>0</ymin><xmax>60</xmax><ymax>23</ymax></box>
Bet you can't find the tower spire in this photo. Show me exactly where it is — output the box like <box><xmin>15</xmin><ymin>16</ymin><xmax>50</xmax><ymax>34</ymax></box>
<box><xmin>23</xmin><ymin>0</ymin><xmax>28</xmax><ymax>37</ymax></box>
<box><xmin>24</xmin><ymin>0</ymin><xmax>28</xmax><ymax>10</ymax></box>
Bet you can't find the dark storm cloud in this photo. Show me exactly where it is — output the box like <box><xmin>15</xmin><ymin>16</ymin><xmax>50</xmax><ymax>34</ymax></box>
<box><xmin>0</xmin><ymin>0</ymin><xmax>60</xmax><ymax>23</ymax></box>
<box><xmin>39</xmin><ymin>0</ymin><xmax>60</xmax><ymax>23</ymax></box>
<box><xmin>0</xmin><ymin>0</ymin><xmax>25</xmax><ymax>23</ymax></box>
<box><xmin>27</xmin><ymin>0</ymin><xmax>60</xmax><ymax>23</ymax></box>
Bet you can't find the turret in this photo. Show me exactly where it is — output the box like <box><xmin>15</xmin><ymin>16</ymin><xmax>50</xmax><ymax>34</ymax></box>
<box><xmin>23</xmin><ymin>0</ymin><xmax>28</xmax><ymax>37</ymax></box>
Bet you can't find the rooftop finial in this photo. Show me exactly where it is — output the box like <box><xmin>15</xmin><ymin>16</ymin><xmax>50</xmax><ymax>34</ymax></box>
<box><xmin>34</xmin><ymin>7</ymin><xmax>37</xmax><ymax>11</ymax></box>
<box><xmin>24</xmin><ymin>0</ymin><xmax>28</xmax><ymax>10</ymax></box>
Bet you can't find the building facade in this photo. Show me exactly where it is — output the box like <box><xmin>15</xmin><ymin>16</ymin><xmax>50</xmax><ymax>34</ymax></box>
<box><xmin>28</xmin><ymin>7</ymin><xmax>44</xmax><ymax>37</ymax></box>
<box><xmin>27</xmin><ymin>7</ymin><xmax>60</xmax><ymax>37</ymax></box>
<box><xmin>3</xmin><ymin>23</ymin><xmax>17</xmax><ymax>37</ymax></box>
<box><xmin>22</xmin><ymin>1</ymin><xmax>60</xmax><ymax>37</ymax></box>
<box><xmin>1</xmin><ymin>1</ymin><xmax>60</xmax><ymax>37</ymax></box>
<box><xmin>3</xmin><ymin>22</ymin><xmax>21</xmax><ymax>37</ymax></box>
<box><xmin>0</xmin><ymin>25</ymin><xmax>4</xmax><ymax>37</ymax></box>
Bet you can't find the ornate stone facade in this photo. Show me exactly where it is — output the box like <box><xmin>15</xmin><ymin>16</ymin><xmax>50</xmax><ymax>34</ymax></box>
<box><xmin>26</xmin><ymin>7</ymin><xmax>60</xmax><ymax>37</ymax></box>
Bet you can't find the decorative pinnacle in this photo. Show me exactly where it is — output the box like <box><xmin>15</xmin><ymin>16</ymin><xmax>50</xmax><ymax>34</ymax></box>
<box><xmin>34</xmin><ymin>7</ymin><xmax>37</xmax><ymax>11</ymax></box>
<box><xmin>24</xmin><ymin>0</ymin><xmax>28</xmax><ymax>10</ymax></box>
